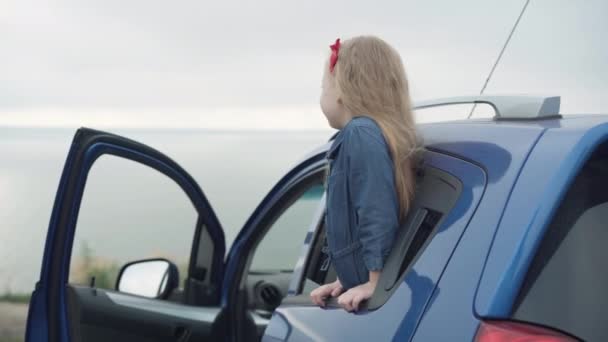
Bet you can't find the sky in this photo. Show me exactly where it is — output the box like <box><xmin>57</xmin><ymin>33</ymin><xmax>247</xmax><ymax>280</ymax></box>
<box><xmin>1</xmin><ymin>0</ymin><xmax>607</xmax><ymax>129</ymax></box>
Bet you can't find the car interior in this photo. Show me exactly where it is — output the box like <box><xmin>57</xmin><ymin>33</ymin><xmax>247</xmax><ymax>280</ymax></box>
<box><xmin>235</xmin><ymin>169</ymin><xmax>327</xmax><ymax>339</ymax></box>
<box><xmin>64</xmin><ymin>171</ymin><xmax>326</xmax><ymax>342</ymax></box>
<box><xmin>241</xmin><ymin>187</ymin><xmax>324</xmax><ymax>328</ymax></box>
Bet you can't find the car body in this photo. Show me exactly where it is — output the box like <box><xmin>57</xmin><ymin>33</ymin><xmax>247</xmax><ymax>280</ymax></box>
<box><xmin>25</xmin><ymin>96</ymin><xmax>607</xmax><ymax>341</ymax></box>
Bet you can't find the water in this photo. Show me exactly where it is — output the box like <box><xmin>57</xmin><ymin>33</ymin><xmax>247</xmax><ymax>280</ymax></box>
<box><xmin>0</xmin><ymin>127</ymin><xmax>332</xmax><ymax>293</ymax></box>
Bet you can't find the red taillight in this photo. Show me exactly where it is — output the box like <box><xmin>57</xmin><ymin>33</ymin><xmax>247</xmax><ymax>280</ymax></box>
<box><xmin>475</xmin><ymin>320</ymin><xmax>578</xmax><ymax>342</ymax></box>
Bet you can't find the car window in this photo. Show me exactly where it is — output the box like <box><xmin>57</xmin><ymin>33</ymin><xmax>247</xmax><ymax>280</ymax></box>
<box><xmin>297</xmin><ymin>163</ymin><xmax>466</xmax><ymax>312</ymax></box>
<box><xmin>513</xmin><ymin>147</ymin><xmax>608</xmax><ymax>341</ymax></box>
<box><xmin>249</xmin><ymin>182</ymin><xmax>324</xmax><ymax>272</ymax></box>
<box><xmin>68</xmin><ymin>155</ymin><xmax>197</xmax><ymax>291</ymax></box>
<box><xmin>363</xmin><ymin>166</ymin><xmax>462</xmax><ymax>309</ymax></box>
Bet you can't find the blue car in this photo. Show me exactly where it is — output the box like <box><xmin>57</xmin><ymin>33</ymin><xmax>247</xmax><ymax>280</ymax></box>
<box><xmin>26</xmin><ymin>95</ymin><xmax>605</xmax><ymax>341</ymax></box>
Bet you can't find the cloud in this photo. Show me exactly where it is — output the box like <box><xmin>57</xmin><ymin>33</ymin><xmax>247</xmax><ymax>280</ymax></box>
<box><xmin>0</xmin><ymin>105</ymin><xmax>329</xmax><ymax>130</ymax></box>
<box><xmin>1</xmin><ymin>0</ymin><xmax>607</xmax><ymax>128</ymax></box>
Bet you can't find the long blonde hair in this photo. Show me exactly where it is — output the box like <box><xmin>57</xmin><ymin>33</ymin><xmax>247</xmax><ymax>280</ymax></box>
<box><xmin>331</xmin><ymin>35</ymin><xmax>419</xmax><ymax>222</ymax></box>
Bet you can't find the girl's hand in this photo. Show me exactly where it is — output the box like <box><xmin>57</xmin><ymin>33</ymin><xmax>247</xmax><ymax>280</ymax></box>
<box><xmin>310</xmin><ymin>279</ymin><xmax>343</xmax><ymax>307</ymax></box>
<box><xmin>336</xmin><ymin>281</ymin><xmax>375</xmax><ymax>312</ymax></box>
<box><xmin>337</xmin><ymin>271</ymin><xmax>380</xmax><ymax>312</ymax></box>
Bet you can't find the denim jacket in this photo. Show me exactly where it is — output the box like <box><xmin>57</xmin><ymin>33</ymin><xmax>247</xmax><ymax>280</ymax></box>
<box><xmin>325</xmin><ymin>116</ymin><xmax>399</xmax><ymax>290</ymax></box>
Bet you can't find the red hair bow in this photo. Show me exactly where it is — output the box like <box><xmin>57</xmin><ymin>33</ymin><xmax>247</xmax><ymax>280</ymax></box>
<box><xmin>329</xmin><ymin>38</ymin><xmax>341</xmax><ymax>73</ymax></box>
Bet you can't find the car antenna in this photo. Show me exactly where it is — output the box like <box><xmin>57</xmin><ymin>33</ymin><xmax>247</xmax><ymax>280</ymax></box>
<box><xmin>468</xmin><ymin>0</ymin><xmax>531</xmax><ymax>119</ymax></box>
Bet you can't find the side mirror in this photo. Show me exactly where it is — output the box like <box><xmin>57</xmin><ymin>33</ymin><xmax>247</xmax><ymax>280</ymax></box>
<box><xmin>116</xmin><ymin>258</ymin><xmax>179</xmax><ymax>299</ymax></box>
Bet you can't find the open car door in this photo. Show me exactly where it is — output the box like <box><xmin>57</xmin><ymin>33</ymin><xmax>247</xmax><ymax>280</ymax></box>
<box><xmin>25</xmin><ymin>128</ymin><xmax>226</xmax><ymax>342</ymax></box>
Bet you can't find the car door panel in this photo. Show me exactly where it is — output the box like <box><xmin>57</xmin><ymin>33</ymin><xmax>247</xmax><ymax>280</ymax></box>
<box><xmin>26</xmin><ymin>128</ymin><xmax>226</xmax><ymax>342</ymax></box>
<box><xmin>66</xmin><ymin>286</ymin><xmax>219</xmax><ymax>342</ymax></box>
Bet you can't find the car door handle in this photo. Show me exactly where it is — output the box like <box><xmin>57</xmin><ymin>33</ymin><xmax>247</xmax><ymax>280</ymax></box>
<box><xmin>174</xmin><ymin>325</ymin><xmax>192</xmax><ymax>342</ymax></box>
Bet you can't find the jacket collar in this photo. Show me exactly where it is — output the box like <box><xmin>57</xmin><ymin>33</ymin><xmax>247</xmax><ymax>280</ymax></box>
<box><xmin>326</xmin><ymin>116</ymin><xmax>371</xmax><ymax>160</ymax></box>
<box><xmin>326</xmin><ymin>127</ymin><xmax>346</xmax><ymax>160</ymax></box>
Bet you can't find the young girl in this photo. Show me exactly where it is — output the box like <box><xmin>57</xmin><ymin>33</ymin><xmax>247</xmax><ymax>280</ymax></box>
<box><xmin>310</xmin><ymin>36</ymin><xmax>418</xmax><ymax>312</ymax></box>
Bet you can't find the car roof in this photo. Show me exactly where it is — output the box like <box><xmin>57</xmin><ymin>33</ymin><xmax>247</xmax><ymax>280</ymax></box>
<box><xmin>303</xmin><ymin>114</ymin><xmax>608</xmax><ymax>172</ymax></box>
<box><xmin>421</xmin><ymin>114</ymin><xmax>608</xmax><ymax>159</ymax></box>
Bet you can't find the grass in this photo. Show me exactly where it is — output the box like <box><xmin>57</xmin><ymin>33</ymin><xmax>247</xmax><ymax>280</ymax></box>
<box><xmin>0</xmin><ymin>242</ymin><xmax>116</xmax><ymax>303</ymax></box>
<box><xmin>2</xmin><ymin>241</ymin><xmax>188</xmax><ymax>304</ymax></box>
<box><xmin>0</xmin><ymin>336</ymin><xmax>24</xmax><ymax>342</ymax></box>
<box><xmin>70</xmin><ymin>241</ymin><xmax>188</xmax><ymax>291</ymax></box>
<box><xmin>0</xmin><ymin>292</ymin><xmax>30</xmax><ymax>304</ymax></box>
<box><xmin>69</xmin><ymin>241</ymin><xmax>120</xmax><ymax>289</ymax></box>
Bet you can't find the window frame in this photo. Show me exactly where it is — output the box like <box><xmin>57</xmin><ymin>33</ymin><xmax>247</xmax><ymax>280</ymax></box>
<box><xmin>293</xmin><ymin>165</ymin><xmax>463</xmax><ymax>310</ymax></box>
<box><xmin>231</xmin><ymin>162</ymin><xmax>328</xmax><ymax>292</ymax></box>
<box><xmin>222</xmin><ymin>155</ymin><xmax>329</xmax><ymax>341</ymax></box>
<box><xmin>368</xmin><ymin>166</ymin><xmax>462</xmax><ymax>309</ymax></box>
<box><xmin>246</xmin><ymin>172</ymin><xmax>326</xmax><ymax>274</ymax></box>
<box><xmin>68</xmin><ymin>154</ymin><xmax>198</xmax><ymax>295</ymax></box>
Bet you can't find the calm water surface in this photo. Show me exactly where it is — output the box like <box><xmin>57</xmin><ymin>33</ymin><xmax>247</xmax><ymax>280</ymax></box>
<box><xmin>0</xmin><ymin>127</ymin><xmax>331</xmax><ymax>293</ymax></box>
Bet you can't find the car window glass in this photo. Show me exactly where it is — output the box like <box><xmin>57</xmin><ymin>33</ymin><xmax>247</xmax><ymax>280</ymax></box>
<box><xmin>249</xmin><ymin>183</ymin><xmax>324</xmax><ymax>272</ymax></box>
<box><xmin>514</xmin><ymin>153</ymin><xmax>608</xmax><ymax>341</ymax></box>
<box><xmin>68</xmin><ymin>155</ymin><xmax>197</xmax><ymax>291</ymax></box>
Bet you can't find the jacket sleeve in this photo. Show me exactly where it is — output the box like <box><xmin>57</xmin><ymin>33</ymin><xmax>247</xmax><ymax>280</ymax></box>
<box><xmin>345</xmin><ymin>126</ymin><xmax>400</xmax><ymax>271</ymax></box>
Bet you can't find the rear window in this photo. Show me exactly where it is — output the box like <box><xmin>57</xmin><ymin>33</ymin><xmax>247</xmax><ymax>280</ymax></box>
<box><xmin>513</xmin><ymin>144</ymin><xmax>608</xmax><ymax>341</ymax></box>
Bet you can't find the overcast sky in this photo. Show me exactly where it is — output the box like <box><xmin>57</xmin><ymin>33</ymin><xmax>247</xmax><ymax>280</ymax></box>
<box><xmin>1</xmin><ymin>0</ymin><xmax>606</xmax><ymax>129</ymax></box>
